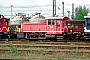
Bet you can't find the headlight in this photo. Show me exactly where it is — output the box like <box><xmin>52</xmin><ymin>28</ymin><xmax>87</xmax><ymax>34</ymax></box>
<box><xmin>82</xmin><ymin>33</ymin><xmax>84</xmax><ymax>35</ymax></box>
<box><xmin>0</xmin><ymin>28</ymin><xmax>2</xmax><ymax>31</ymax></box>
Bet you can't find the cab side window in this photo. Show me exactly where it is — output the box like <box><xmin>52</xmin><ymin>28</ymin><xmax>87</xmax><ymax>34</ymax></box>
<box><xmin>5</xmin><ymin>20</ymin><xmax>8</xmax><ymax>25</ymax></box>
<box><xmin>48</xmin><ymin>20</ymin><xmax>51</xmax><ymax>25</ymax></box>
<box><xmin>56</xmin><ymin>20</ymin><xmax>60</xmax><ymax>26</ymax></box>
<box><xmin>0</xmin><ymin>20</ymin><xmax>2</xmax><ymax>24</ymax></box>
<box><xmin>88</xmin><ymin>19</ymin><xmax>90</xmax><ymax>26</ymax></box>
<box><xmin>48</xmin><ymin>19</ymin><xmax>55</xmax><ymax>25</ymax></box>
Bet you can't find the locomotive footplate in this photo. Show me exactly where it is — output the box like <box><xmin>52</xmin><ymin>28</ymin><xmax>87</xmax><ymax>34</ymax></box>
<box><xmin>26</xmin><ymin>32</ymin><xmax>46</xmax><ymax>39</ymax></box>
<box><xmin>0</xmin><ymin>32</ymin><xmax>3</xmax><ymax>40</ymax></box>
<box><xmin>46</xmin><ymin>35</ymin><xmax>55</xmax><ymax>39</ymax></box>
<box><xmin>17</xmin><ymin>32</ymin><xmax>25</xmax><ymax>39</ymax></box>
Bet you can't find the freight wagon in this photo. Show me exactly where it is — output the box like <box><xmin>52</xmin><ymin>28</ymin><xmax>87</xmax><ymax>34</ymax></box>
<box><xmin>66</xmin><ymin>20</ymin><xmax>85</xmax><ymax>40</ymax></box>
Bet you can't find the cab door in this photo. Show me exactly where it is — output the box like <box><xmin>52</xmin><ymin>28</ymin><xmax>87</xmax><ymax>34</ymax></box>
<box><xmin>56</xmin><ymin>20</ymin><xmax>62</xmax><ymax>34</ymax></box>
<box><xmin>46</xmin><ymin>19</ymin><xmax>56</xmax><ymax>34</ymax></box>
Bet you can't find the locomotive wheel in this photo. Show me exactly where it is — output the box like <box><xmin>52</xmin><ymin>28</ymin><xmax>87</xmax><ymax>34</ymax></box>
<box><xmin>10</xmin><ymin>34</ymin><xmax>17</xmax><ymax>39</ymax></box>
<box><xmin>3</xmin><ymin>32</ymin><xmax>9</xmax><ymax>40</ymax></box>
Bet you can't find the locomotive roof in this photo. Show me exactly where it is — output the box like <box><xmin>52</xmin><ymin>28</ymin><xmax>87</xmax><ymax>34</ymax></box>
<box><xmin>67</xmin><ymin>20</ymin><xmax>85</xmax><ymax>23</ymax></box>
<box><xmin>45</xmin><ymin>16</ymin><xmax>68</xmax><ymax>19</ymax></box>
<box><xmin>84</xmin><ymin>13</ymin><xmax>90</xmax><ymax>18</ymax></box>
<box><xmin>11</xmin><ymin>16</ymin><xmax>23</xmax><ymax>21</ymax></box>
<box><xmin>67</xmin><ymin>20</ymin><xmax>85</xmax><ymax>22</ymax></box>
<box><xmin>84</xmin><ymin>16</ymin><xmax>90</xmax><ymax>18</ymax></box>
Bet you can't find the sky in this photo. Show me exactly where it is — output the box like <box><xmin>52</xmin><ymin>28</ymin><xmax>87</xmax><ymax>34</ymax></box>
<box><xmin>0</xmin><ymin>0</ymin><xmax>90</xmax><ymax>18</ymax></box>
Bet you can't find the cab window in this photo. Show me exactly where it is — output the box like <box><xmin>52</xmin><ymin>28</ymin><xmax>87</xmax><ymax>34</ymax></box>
<box><xmin>56</xmin><ymin>20</ymin><xmax>60</xmax><ymax>26</ymax></box>
<box><xmin>0</xmin><ymin>20</ymin><xmax>2</xmax><ymax>24</ymax></box>
<box><xmin>5</xmin><ymin>20</ymin><xmax>8</xmax><ymax>25</ymax></box>
<box><xmin>88</xmin><ymin>19</ymin><xmax>90</xmax><ymax>26</ymax></box>
<box><xmin>48</xmin><ymin>19</ymin><xmax>55</xmax><ymax>25</ymax></box>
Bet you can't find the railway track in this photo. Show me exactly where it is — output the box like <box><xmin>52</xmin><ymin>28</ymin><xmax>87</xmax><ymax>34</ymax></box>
<box><xmin>0</xmin><ymin>43</ymin><xmax>90</xmax><ymax>53</ymax></box>
<box><xmin>0</xmin><ymin>47</ymin><xmax>90</xmax><ymax>53</ymax></box>
<box><xmin>0</xmin><ymin>40</ymin><xmax>90</xmax><ymax>59</ymax></box>
<box><xmin>0</xmin><ymin>40</ymin><xmax>90</xmax><ymax>44</ymax></box>
<box><xmin>0</xmin><ymin>44</ymin><xmax>90</xmax><ymax>49</ymax></box>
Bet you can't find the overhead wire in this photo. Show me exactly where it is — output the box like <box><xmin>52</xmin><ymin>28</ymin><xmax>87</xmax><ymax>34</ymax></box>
<box><xmin>1</xmin><ymin>4</ymin><xmax>90</xmax><ymax>17</ymax></box>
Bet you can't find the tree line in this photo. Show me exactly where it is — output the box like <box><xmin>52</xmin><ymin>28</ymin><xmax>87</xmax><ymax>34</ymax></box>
<box><xmin>74</xmin><ymin>5</ymin><xmax>90</xmax><ymax>20</ymax></box>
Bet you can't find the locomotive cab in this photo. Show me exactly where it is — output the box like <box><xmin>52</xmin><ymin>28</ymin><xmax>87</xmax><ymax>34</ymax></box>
<box><xmin>0</xmin><ymin>14</ymin><xmax>9</xmax><ymax>39</ymax></box>
<box><xmin>84</xmin><ymin>13</ymin><xmax>90</xmax><ymax>39</ymax></box>
<box><xmin>84</xmin><ymin>18</ymin><xmax>90</xmax><ymax>33</ymax></box>
<box><xmin>46</xmin><ymin>17</ymin><xmax>68</xmax><ymax>40</ymax></box>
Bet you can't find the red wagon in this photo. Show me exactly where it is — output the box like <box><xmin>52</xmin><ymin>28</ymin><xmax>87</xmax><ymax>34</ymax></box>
<box><xmin>66</xmin><ymin>20</ymin><xmax>85</xmax><ymax>40</ymax></box>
